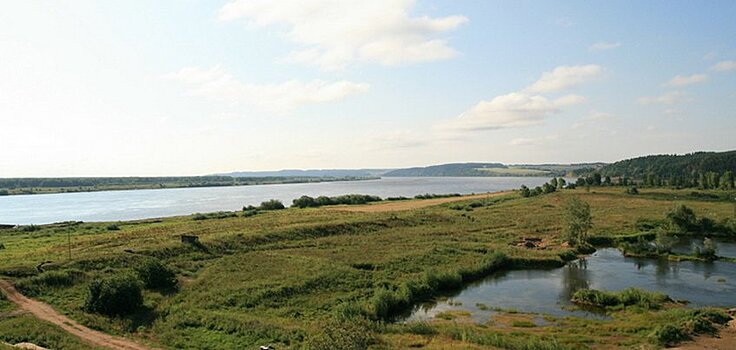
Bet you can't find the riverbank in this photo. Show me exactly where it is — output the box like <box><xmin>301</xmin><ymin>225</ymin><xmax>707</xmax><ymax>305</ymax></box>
<box><xmin>0</xmin><ymin>176</ymin><xmax>378</xmax><ymax>196</ymax></box>
<box><xmin>0</xmin><ymin>187</ymin><xmax>734</xmax><ymax>349</ymax></box>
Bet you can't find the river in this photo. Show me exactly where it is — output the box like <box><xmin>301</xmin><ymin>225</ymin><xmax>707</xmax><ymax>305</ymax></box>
<box><xmin>0</xmin><ymin>177</ymin><xmax>551</xmax><ymax>224</ymax></box>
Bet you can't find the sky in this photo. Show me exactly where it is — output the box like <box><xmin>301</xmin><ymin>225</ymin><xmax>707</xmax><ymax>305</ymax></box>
<box><xmin>1</xmin><ymin>0</ymin><xmax>735</xmax><ymax>177</ymax></box>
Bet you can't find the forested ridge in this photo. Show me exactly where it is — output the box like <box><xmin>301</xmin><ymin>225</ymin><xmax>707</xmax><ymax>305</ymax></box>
<box><xmin>595</xmin><ymin>151</ymin><xmax>736</xmax><ymax>189</ymax></box>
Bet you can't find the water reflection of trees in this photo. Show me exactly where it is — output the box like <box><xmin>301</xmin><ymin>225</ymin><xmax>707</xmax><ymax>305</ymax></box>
<box><xmin>560</xmin><ymin>258</ymin><xmax>590</xmax><ymax>302</ymax></box>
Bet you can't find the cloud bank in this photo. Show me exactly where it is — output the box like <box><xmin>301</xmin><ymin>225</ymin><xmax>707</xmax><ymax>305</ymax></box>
<box><xmin>439</xmin><ymin>65</ymin><xmax>601</xmax><ymax>131</ymax></box>
<box><xmin>164</xmin><ymin>66</ymin><xmax>369</xmax><ymax>112</ymax></box>
<box><xmin>218</xmin><ymin>0</ymin><xmax>467</xmax><ymax>70</ymax></box>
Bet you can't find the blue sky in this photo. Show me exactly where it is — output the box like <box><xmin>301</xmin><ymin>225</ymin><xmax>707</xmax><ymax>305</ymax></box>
<box><xmin>1</xmin><ymin>0</ymin><xmax>735</xmax><ymax>176</ymax></box>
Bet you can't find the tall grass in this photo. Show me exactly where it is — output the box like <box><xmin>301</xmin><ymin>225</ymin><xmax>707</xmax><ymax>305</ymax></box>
<box><xmin>572</xmin><ymin>288</ymin><xmax>671</xmax><ymax>310</ymax></box>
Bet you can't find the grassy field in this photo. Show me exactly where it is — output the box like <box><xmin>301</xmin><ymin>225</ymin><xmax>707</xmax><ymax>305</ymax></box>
<box><xmin>0</xmin><ymin>187</ymin><xmax>734</xmax><ymax>349</ymax></box>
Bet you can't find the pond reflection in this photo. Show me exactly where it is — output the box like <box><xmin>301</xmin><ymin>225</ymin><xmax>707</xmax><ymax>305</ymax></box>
<box><xmin>404</xmin><ymin>248</ymin><xmax>736</xmax><ymax>322</ymax></box>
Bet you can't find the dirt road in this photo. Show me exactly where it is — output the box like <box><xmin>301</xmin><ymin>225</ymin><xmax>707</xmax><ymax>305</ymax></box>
<box><xmin>331</xmin><ymin>191</ymin><xmax>513</xmax><ymax>213</ymax></box>
<box><xmin>0</xmin><ymin>280</ymin><xmax>156</xmax><ymax>350</ymax></box>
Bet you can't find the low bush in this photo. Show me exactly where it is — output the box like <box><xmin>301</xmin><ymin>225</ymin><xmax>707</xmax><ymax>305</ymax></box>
<box><xmin>84</xmin><ymin>274</ymin><xmax>143</xmax><ymax>316</ymax></box>
<box><xmin>135</xmin><ymin>258</ymin><xmax>177</xmax><ymax>291</ymax></box>
<box><xmin>18</xmin><ymin>225</ymin><xmax>40</xmax><ymax>232</ymax></box>
<box><xmin>16</xmin><ymin>270</ymin><xmax>85</xmax><ymax>296</ymax></box>
<box><xmin>306</xmin><ymin>317</ymin><xmax>377</xmax><ymax>350</ymax></box>
<box><xmin>292</xmin><ymin>194</ymin><xmax>382</xmax><ymax>208</ymax></box>
<box><xmin>691</xmin><ymin>237</ymin><xmax>717</xmax><ymax>260</ymax></box>
<box><xmin>192</xmin><ymin>211</ymin><xmax>236</xmax><ymax>221</ymax></box>
<box><xmin>649</xmin><ymin>308</ymin><xmax>731</xmax><ymax>346</ymax></box>
<box><xmin>414</xmin><ymin>193</ymin><xmax>461</xmax><ymax>200</ymax></box>
<box><xmin>106</xmin><ymin>224</ymin><xmax>120</xmax><ymax>231</ymax></box>
<box><xmin>572</xmin><ymin>288</ymin><xmax>671</xmax><ymax>310</ymax></box>
<box><xmin>259</xmin><ymin>199</ymin><xmax>285</xmax><ymax>210</ymax></box>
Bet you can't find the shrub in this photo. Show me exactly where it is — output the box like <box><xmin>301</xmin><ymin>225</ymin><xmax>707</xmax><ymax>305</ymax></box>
<box><xmin>414</xmin><ymin>193</ymin><xmax>461</xmax><ymax>200</ymax></box>
<box><xmin>259</xmin><ymin>199</ymin><xmax>285</xmax><ymax>210</ymax></box>
<box><xmin>306</xmin><ymin>317</ymin><xmax>376</xmax><ymax>350</ymax></box>
<box><xmin>520</xmin><ymin>185</ymin><xmax>531</xmax><ymax>197</ymax></box>
<box><xmin>19</xmin><ymin>225</ymin><xmax>40</xmax><ymax>232</ymax></box>
<box><xmin>692</xmin><ymin>238</ymin><xmax>717</xmax><ymax>260</ymax></box>
<box><xmin>135</xmin><ymin>259</ymin><xmax>177</xmax><ymax>291</ymax></box>
<box><xmin>0</xmin><ymin>243</ymin><xmax>5</xmax><ymax>250</ymax></box>
<box><xmin>84</xmin><ymin>274</ymin><xmax>143</xmax><ymax>316</ymax></box>
<box><xmin>572</xmin><ymin>288</ymin><xmax>670</xmax><ymax>310</ymax></box>
<box><xmin>291</xmin><ymin>194</ymin><xmax>382</xmax><ymax>208</ymax></box>
<box><xmin>192</xmin><ymin>211</ymin><xmax>236</xmax><ymax>220</ymax></box>
<box><xmin>651</xmin><ymin>324</ymin><xmax>689</xmax><ymax>346</ymax></box>
<box><xmin>626</xmin><ymin>186</ymin><xmax>639</xmax><ymax>195</ymax></box>
<box><xmin>106</xmin><ymin>224</ymin><xmax>120</xmax><ymax>231</ymax></box>
<box><xmin>666</xmin><ymin>204</ymin><xmax>698</xmax><ymax>232</ymax></box>
<box><xmin>16</xmin><ymin>270</ymin><xmax>85</xmax><ymax>296</ymax></box>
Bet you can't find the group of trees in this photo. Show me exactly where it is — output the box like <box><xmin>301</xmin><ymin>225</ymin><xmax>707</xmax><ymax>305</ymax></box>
<box><xmin>593</xmin><ymin>151</ymin><xmax>736</xmax><ymax>190</ymax></box>
<box><xmin>572</xmin><ymin>170</ymin><xmax>736</xmax><ymax>190</ymax></box>
<box><xmin>292</xmin><ymin>194</ymin><xmax>382</xmax><ymax>208</ymax></box>
<box><xmin>519</xmin><ymin>178</ymin><xmax>567</xmax><ymax>197</ymax></box>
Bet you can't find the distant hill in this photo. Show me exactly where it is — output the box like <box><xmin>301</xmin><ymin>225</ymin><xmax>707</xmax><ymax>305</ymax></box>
<box><xmin>597</xmin><ymin>151</ymin><xmax>736</xmax><ymax>178</ymax></box>
<box><xmin>384</xmin><ymin>163</ymin><xmax>505</xmax><ymax>177</ymax></box>
<box><xmin>218</xmin><ymin>169</ymin><xmax>391</xmax><ymax>178</ymax></box>
<box><xmin>222</xmin><ymin>163</ymin><xmax>604</xmax><ymax>179</ymax></box>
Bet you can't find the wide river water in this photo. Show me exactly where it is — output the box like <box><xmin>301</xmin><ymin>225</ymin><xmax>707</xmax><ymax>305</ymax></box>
<box><xmin>0</xmin><ymin>177</ymin><xmax>551</xmax><ymax>224</ymax></box>
<box><xmin>405</xmin><ymin>242</ymin><xmax>736</xmax><ymax>323</ymax></box>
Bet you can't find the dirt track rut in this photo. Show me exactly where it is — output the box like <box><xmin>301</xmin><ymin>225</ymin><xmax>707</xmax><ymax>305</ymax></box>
<box><xmin>0</xmin><ymin>279</ymin><xmax>156</xmax><ymax>350</ymax></box>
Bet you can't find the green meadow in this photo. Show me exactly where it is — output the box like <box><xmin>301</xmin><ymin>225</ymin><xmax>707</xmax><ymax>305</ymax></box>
<box><xmin>0</xmin><ymin>187</ymin><xmax>734</xmax><ymax>349</ymax></box>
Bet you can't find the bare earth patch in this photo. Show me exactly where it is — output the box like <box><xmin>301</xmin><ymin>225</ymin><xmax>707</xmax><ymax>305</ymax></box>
<box><xmin>0</xmin><ymin>279</ymin><xmax>156</xmax><ymax>350</ymax></box>
<box><xmin>671</xmin><ymin>319</ymin><xmax>736</xmax><ymax>350</ymax></box>
<box><xmin>330</xmin><ymin>191</ymin><xmax>513</xmax><ymax>213</ymax></box>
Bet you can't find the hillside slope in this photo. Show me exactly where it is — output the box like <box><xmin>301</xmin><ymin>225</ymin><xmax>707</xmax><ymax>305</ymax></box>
<box><xmin>598</xmin><ymin>151</ymin><xmax>736</xmax><ymax>178</ymax></box>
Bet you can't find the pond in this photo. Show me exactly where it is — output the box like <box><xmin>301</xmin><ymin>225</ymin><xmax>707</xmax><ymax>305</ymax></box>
<box><xmin>404</xmin><ymin>248</ymin><xmax>736</xmax><ymax>323</ymax></box>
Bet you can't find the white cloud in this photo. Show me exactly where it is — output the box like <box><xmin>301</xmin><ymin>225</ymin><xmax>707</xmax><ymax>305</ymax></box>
<box><xmin>554</xmin><ymin>94</ymin><xmax>587</xmax><ymax>106</ymax></box>
<box><xmin>571</xmin><ymin>110</ymin><xmax>614</xmax><ymax>129</ymax></box>
<box><xmin>589</xmin><ymin>41</ymin><xmax>621</xmax><ymax>51</ymax></box>
<box><xmin>638</xmin><ymin>91</ymin><xmax>684</xmax><ymax>105</ymax></box>
<box><xmin>439</xmin><ymin>65</ymin><xmax>598</xmax><ymax>132</ymax></box>
<box><xmin>509</xmin><ymin>135</ymin><xmax>558</xmax><ymax>146</ymax></box>
<box><xmin>711</xmin><ymin>60</ymin><xmax>736</xmax><ymax>72</ymax></box>
<box><xmin>524</xmin><ymin>64</ymin><xmax>602</xmax><ymax>93</ymax></box>
<box><xmin>219</xmin><ymin>0</ymin><xmax>467</xmax><ymax>70</ymax></box>
<box><xmin>664</xmin><ymin>74</ymin><xmax>708</xmax><ymax>87</ymax></box>
<box><xmin>164</xmin><ymin>66</ymin><xmax>369</xmax><ymax>112</ymax></box>
<box><xmin>439</xmin><ymin>93</ymin><xmax>560</xmax><ymax>131</ymax></box>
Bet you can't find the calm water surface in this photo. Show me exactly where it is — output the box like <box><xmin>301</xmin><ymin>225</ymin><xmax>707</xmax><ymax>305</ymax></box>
<box><xmin>0</xmin><ymin>177</ymin><xmax>550</xmax><ymax>224</ymax></box>
<box><xmin>405</xmin><ymin>248</ymin><xmax>736</xmax><ymax>323</ymax></box>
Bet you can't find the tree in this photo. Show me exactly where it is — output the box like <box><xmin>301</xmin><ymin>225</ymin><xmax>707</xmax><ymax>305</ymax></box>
<box><xmin>550</xmin><ymin>178</ymin><xmax>558</xmax><ymax>189</ymax></box>
<box><xmin>576</xmin><ymin>177</ymin><xmax>587</xmax><ymax>187</ymax></box>
<box><xmin>542</xmin><ymin>182</ymin><xmax>556</xmax><ymax>194</ymax></box>
<box><xmin>593</xmin><ymin>173</ymin><xmax>602</xmax><ymax>186</ymax></box>
<box><xmin>519</xmin><ymin>185</ymin><xmax>531</xmax><ymax>197</ymax></box>
<box><xmin>563</xmin><ymin>197</ymin><xmax>593</xmax><ymax>247</ymax></box>
<box><xmin>557</xmin><ymin>178</ymin><xmax>566</xmax><ymax>189</ymax></box>
<box><xmin>604</xmin><ymin>176</ymin><xmax>612</xmax><ymax>186</ymax></box>
<box><xmin>720</xmin><ymin>171</ymin><xmax>734</xmax><ymax>190</ymax></box>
